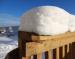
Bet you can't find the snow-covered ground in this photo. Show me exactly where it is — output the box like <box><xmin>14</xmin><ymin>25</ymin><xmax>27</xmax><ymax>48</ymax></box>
<box><xmin>0</xmin><ymin>36</ymin><xmax>18</xmax><ymax>59</ymax></box>
<box><xmin>0</xmin><ymin>13</ymin><xmax>19</xmax><ymax>59</ymax></box>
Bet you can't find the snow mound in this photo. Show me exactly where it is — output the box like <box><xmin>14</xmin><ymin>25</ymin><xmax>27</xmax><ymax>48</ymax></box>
<box><xmin>0</xmin><ymin>44</ymin><xmax>17</xmax><ymax>59</ymax></box>
<box><xmin>69</xmin><ymin>15</ymin><xmax>75</xmax><ymax>32</ymax></box>
<box><xmin>19</xmin><ymin>6</ymin><xmax>70</xmax><ymax>35</ymax></box>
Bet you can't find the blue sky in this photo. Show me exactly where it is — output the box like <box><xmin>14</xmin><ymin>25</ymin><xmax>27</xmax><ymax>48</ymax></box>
<box><xmin>0</xmin><ymin>0</ymin><xmax>75</xmax><ymax>18</ymax></box>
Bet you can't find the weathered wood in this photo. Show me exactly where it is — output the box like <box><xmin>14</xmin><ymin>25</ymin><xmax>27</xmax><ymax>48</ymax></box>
<box><xmin>67</xmin><ymin>44</ymin><xmax>70</xmax><ymax>59</ymax></box>
<box><xmin>33</xmin><ymin>55</ymin><xmax>37</xmax><ymax>59</ymax></box>
<box><xmin>69</xmin><ymin>44</ymin><xmax>72</xmax><ymax>59</ymax></box>
<box><xmin>59</xmin><ymin>47</ymin><xmax>62</xmax><ymax>59</ymax></box>
<box><xmin>71</xmin><ymin>42</ymin><xmax>75</xmax><ymax>59</ymax></box>
<box><xmin>18</xmin><ymin>31</ymin><xmax>39</xmax><ymax>42</ymax></box>
<box><xmin>48</xmin><ymin>50</ymin><xmax>53</xmax><ymax>59</ymax></box>
<box><xmin>53</xmin><ymin>49</ymin><xmax>56</xmax><ymax>59</ymax></box>
<box><xmin>33</xmin><ymin>53</ymin><xmax>42</xmax><ymax>59</ymax></box>
<box><xmin>56</xmin><ymin>48</ymin><xmax>59</xmax><ymax>59</ymax></box>
<box><xmin>32</xmin><ymin>32</ymin><xmax>75</xmax><ymax>41</ymax></box>
<box><xmin>37</xmin><ymin>53</ymin><xmax>42</xmax><ymax>59</ymax></box>
<box><xmin>18</xmin><ymin>31</ymin><xmax>75</xmax><ymax>59</ymax></box>
<box><xmin>26</xmin><ymin>35</ymin><xmax>75</xmax><ymax>57</ymax></box>
<box><xmin>45</xmin><ymin>51</ymin><xmax>48</xmax><ymax>59</ymax></box>
<box><xmin>67</xmin><ymin>45</ymin><xmax>69</xmax><ymax>53</ymax></box>
<box><xmin>18</xmin><ymin>31</ymin><xmax>32</xmax><ymax>59</ymax></box>
<box><xmin>19</xmin><ymin>31</ymin><xmax>75</xmax><ymax>41</ymax></box>
<box><xmin>45</xmin><ymin>51</ymin><xmax>53</xmax><ymax>59</ymax></box>
<box><xmin>62</xmin><ymin>46</ymin><xmax>65</xmax><ymax>58</ymax></box>
<box><xmin>22</xmin><ymin>57</ymin><xmax>31</xmax><ymax>59</ymax></box>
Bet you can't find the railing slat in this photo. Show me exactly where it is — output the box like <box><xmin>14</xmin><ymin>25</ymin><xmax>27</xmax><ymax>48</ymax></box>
<box><xmin>62</xmin><ymin>46</ymin><xmax>65</xmax><ymax>58</ymax></box>
<box><xmin>56</xmin><ymin>48</ymin><xmax>59</xmax><ymax>59</ymax></box>
<box><xmin>69</xmin><ymin>44</ymin><xmax>72</xmax><ymax>59</ymax></box>
<box><xmin>33</xmin><ymin>53</ymin><xmax>42</xmax><ymax>59</ymax></box>
<box><xmin>53</xmin><ymin>49</ymin><xmax>56</xmax><ymax>59</ymax></box>
<box><xmin>33</xmin><ymin>55</ymin><xmax>37</xmax><ymax>59</ymax></box>
<box><xmin>45</xmin><ymin>51</ymin><xmax>53</xmax><ymax>59</ymax></box>
<box><xmin>37</xmin><ymin>53</ymin><xmax>42</xmax><ymax>59</ymax></box>
<box><xmin>67</xmin><ymin>44</ymin><xmax>70</xmax><ymax>59</ymax></box>
<box><xmin>67</xmin><ymin>45</ymin><xmax>69</xmax><ymax>53</ymax></box>
<box><xmin>48</xmin><ymin>50</ymin><xmax>53</xmax><ymax>59</ymax></box>
<box><xmin>45</xmin><ymin>51</ymin><xmax>48</xmax><ymax>59</ymax></box>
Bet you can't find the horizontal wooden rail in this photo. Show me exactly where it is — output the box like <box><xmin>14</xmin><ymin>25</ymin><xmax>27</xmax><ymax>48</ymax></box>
<box><xmin>26</xmin><ymin>34</ymin><xmax>75</xmax><ymax>56</ymax></box>
<box><xmin>19</xmin><ymin>31</ymin><xmax>75</xmax><ymax>41</ymax></box>
<box><xmin>32</xmin><ymin>32</ymin><xmax>75</xmax><ymax>41</ymax></box>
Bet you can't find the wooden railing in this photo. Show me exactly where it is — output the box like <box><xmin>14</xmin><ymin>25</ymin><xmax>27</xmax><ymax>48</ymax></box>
<box><xmin>18</xmin><ymin>31</ymin><xmax>75</xmax><ymax>59</ymax></box>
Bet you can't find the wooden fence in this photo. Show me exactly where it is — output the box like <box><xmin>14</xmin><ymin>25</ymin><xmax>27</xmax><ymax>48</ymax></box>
<box><xmin>18</xmin><ymin>31</ymin><xmax>75</xmax><ymax>59</ymax></box>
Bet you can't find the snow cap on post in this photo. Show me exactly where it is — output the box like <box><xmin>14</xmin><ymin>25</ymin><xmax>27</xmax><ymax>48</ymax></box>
<box><xmin>19</xmin><ymin>6</ymin><xmax>70</xmax><ymax>35</ymax></box>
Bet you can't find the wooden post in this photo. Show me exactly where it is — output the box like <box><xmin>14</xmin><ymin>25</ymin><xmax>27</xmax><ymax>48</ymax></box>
<box><xmin>18</xmin><ymin>31</ymin><xmax>31</xmax><ymax>59</ymax></box>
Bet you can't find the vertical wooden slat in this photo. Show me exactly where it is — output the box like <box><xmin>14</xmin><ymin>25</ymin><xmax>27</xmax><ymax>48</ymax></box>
<box><xmin>45</xmin><ymin>50</ymin><xmax>53</xmax><ymax>59</ymax></box>
<box><xmin>69</xmin><ymin>44</ymin><xmax>72</xmax><ymax>59</ymax></box>
<box><xmin>48</xmin><ymin>50</ymin><xmax>53</xmax><ymax>59</ymax></box>
<box><xmin>67</xmin><ymin>44</ymin><xmax>70</xmax><ymax>59</ymax></box>
<box><xmin>53</xmin><ymin>49</ymin><xmax>56</xmax><ymax>59</ymax></box>
<box><xmin>33</xmin><ymin>55</ymin><xmax>37</xmax><ymax>59</ymax></box>
<box><xmin>65</xmin><ymin>45</ymin><xmax>68</xmax><ymax>59</ymax></box>
<box><xmin>59</xmin><ymin>47</ymin><xmax>62</xmax><ymax>59</ymax></box>
<box><xmin>62</xmin><ymin>46</ymin><xmax>65</xmax><ymax>58</ymax></box>
<box><xmin>33</xmin><ymin>53</ymin><xmax>42</xmax><ymax>59</ymax></box>
<box><xmin>67</xmin><ymin>45</ymin><xmax>69</xmax><ymax>53</ymax></box>
<box><xmin>62</xmin><ymin>45</ymin><xmax>70</xmax><ymax>59</ymax></box>
<box><xmin>45</xmin><ymin>51</ymin><xmax>48</xmax><ymax>59</ymax></box>
<box><xmin>37</xmin><ymin>53</ymin><xmax>42</xmax><ymax>59</ymax></box>
<box><xmin>56</xmin><ymin>48</ymin><xmax>59</xmax><ymax>59</ymax></box>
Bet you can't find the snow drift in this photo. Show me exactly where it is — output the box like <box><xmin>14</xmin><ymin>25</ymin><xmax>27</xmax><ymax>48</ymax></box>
<box><xmin>69</xmin><ymin>15</ymin><xmax>75</xmax><ymax>32</ymax></box>
<box><xmin>19</xmin><ymin>6</ymin><xmax>70</xmax><ymax>35</ymax></box>
<box><xmin>0</xmin><ymin>36</ymin><xmax>18</xmax><ymax>59</ymax></box>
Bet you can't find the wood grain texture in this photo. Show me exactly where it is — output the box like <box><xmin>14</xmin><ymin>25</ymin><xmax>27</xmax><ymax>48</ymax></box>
<box><xmin>22</xmin><ymin>57</ymin><xmax>31</xmax><ymax>59</ymax></box>
<box><xmin>33</xmin><ymin>53</ymin><xmax>42</xmax><ymax>59</ymax></box>
<box><xmin>26</xmin><ymin>35</ymin><xmax>75</xmax><ymax>57</ymax></box>
<box><xmin>56</xmin><ymin>48</ymin><xmax>59</xmax><ymax>59</ymax></box>
<box><xmin>18</xmin><ymin>31</ymin><xmax>75</xmax><ymax>59</ymax></box>
<box><xmin>19</xmin><ymin>31</ymin><xmax>75</xmax><ymax>41</ymax></box>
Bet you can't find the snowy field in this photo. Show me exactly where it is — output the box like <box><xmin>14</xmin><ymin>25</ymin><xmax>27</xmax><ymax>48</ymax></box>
<box><xmin>0</xmin><ymin>35</ymin><xmax>18</xmax><ymax>59</ymax></box>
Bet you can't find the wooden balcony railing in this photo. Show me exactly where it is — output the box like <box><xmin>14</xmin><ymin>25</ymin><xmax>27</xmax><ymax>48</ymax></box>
<box><xmin>18</xmin><ymin>31</ymin><xmax>75</xmax><ymax>59</ymax></box>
